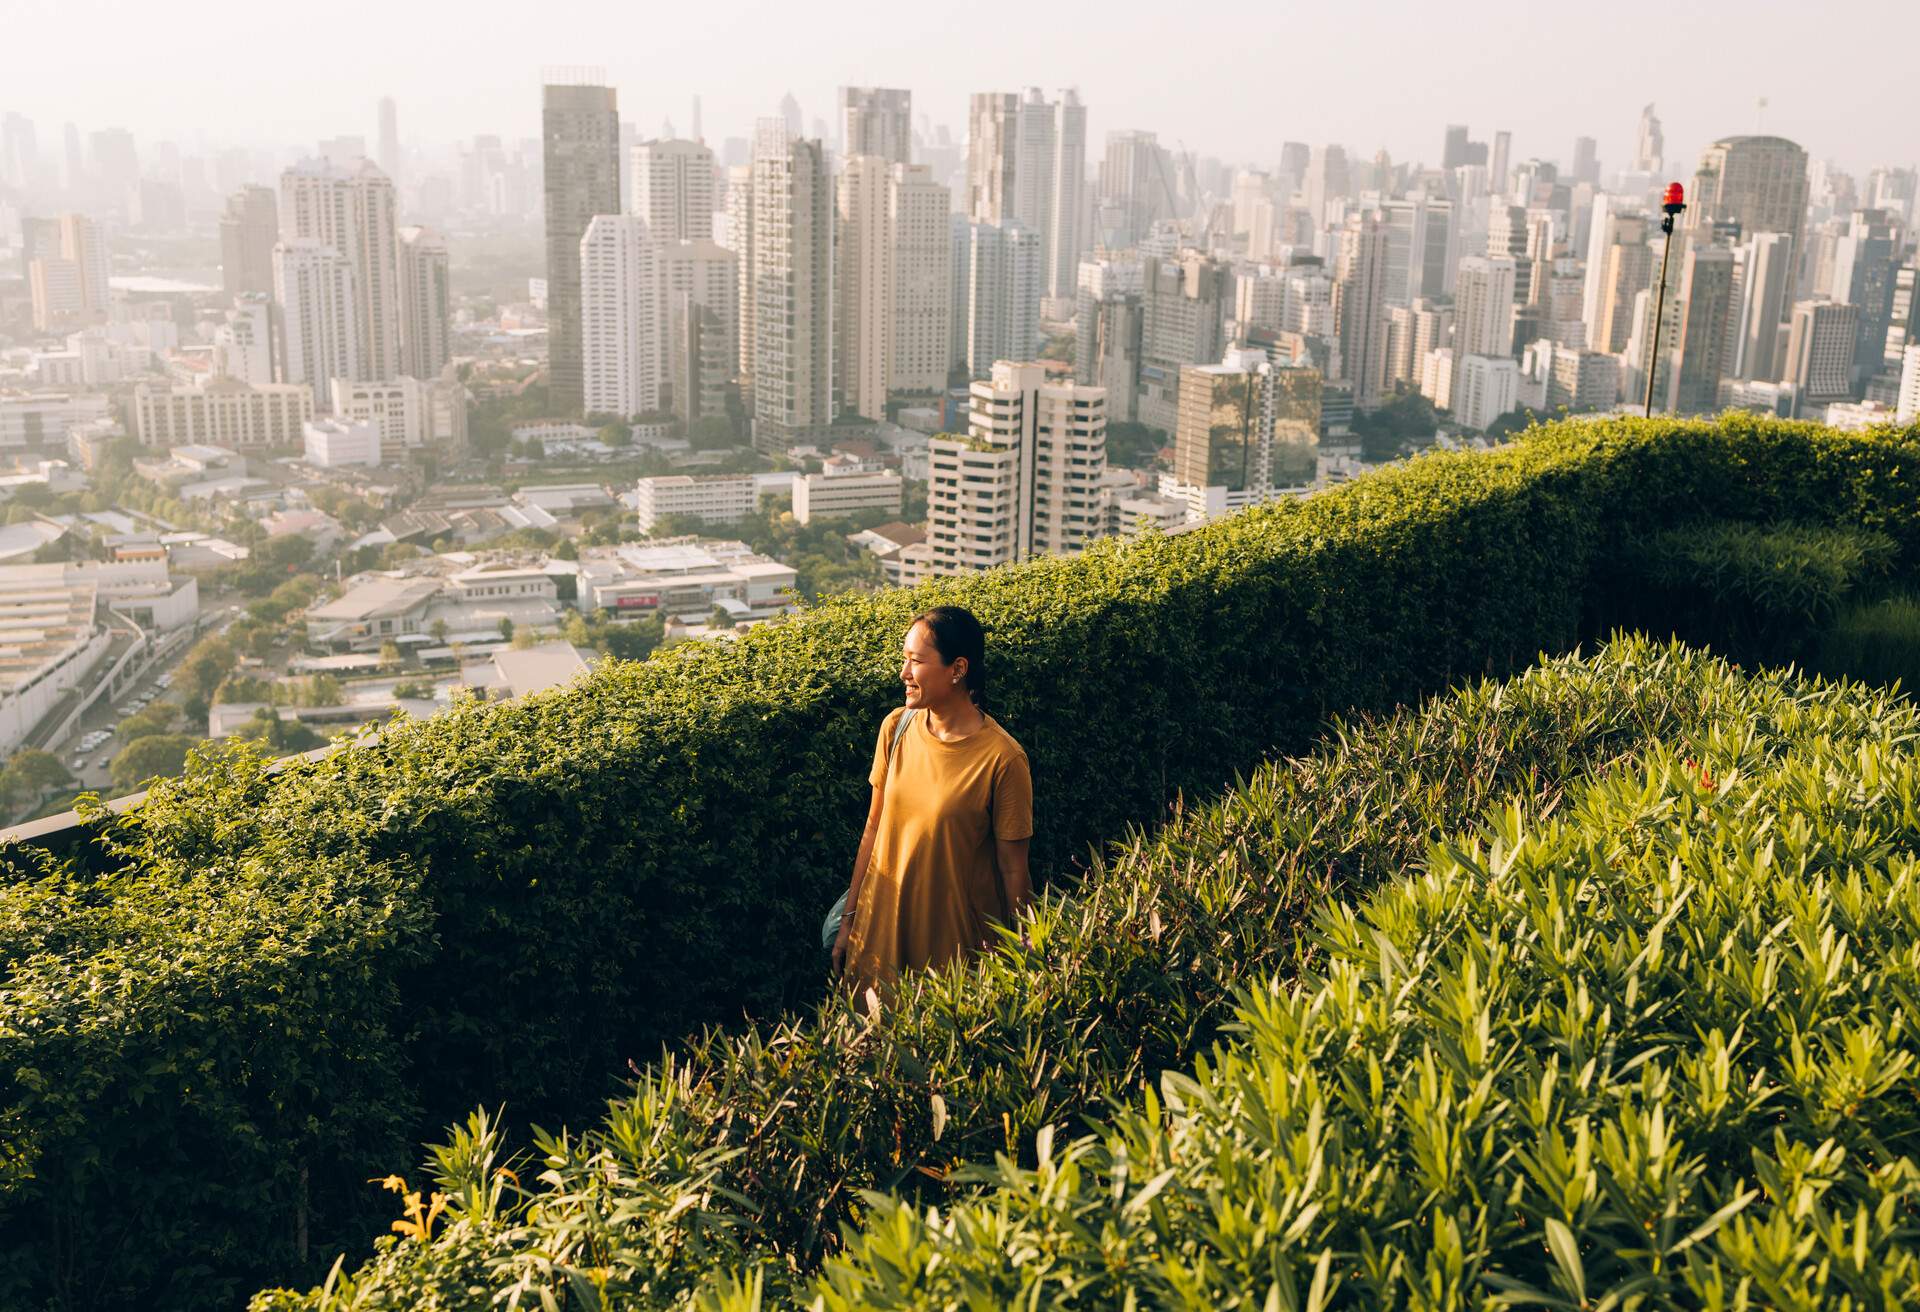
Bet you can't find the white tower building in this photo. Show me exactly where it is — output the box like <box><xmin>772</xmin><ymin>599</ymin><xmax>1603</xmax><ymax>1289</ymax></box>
<box><xmin>580</xmin><ymin>215</ymin><xmax>663</xmax><ymax>420</ymax></box>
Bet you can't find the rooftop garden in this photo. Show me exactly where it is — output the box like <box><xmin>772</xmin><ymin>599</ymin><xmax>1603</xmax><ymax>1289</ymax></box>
<box><xmin>5</xmin><ymin>414</ymin><xmax>1920</xmax><ymax>1309</ymax></box>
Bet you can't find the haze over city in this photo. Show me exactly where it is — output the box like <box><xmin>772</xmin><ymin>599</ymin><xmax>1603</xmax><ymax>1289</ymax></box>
<box><xmin>4</xmin><ymin>0</ymin><xmax>1916</xmax><ymax>173</ymax></box>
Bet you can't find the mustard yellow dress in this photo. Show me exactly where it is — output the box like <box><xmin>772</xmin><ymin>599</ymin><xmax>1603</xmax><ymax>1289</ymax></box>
<box><xmin>843</xmin><ymin>706</ymin><xmax>1034</xmax><ymax>991</ymax></box>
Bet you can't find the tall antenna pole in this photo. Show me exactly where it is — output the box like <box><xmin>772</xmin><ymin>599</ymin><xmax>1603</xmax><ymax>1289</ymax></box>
<box><xmin>1644</xmin><ymin>182</ymin><xmax>1688</xmax><ymax>418</ymax></box>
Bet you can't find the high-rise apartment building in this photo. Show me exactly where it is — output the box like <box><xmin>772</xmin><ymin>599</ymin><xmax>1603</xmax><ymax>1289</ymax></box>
<box><xmin>1138</xmin><ymin>252</ymin><xmax>1229</xmax><ymax>431</ymax></box>
<box><xmin>279</xmin><ymin>158</ymin><xmax>401</xmax><ymax>381</ymax></box>
<box><xmin>1729</xmin><ymin>231</ymin><xmax>1795</xmax><ymax>381</ymax></box>
<box><xmin>926</xmin><ymin>360</ymin><xmax>1106</xmax><ymax>574</ymax></box>
<box><xmin>840</xmin><ymin>87</ymin><xmax>912</xmax><ymax>165</ymax></box>
<box><xmin>1827</xmin><ymin>209</ymin><xmax>1905</xmax><ymax>393</ymax></box>
<box><xmin>659</xmin><ymin>239</ymin><xmax>739</xmax><ymax>426</ymax></box>
<box><xmin>1456</xmin><ymin>354</ymin><xmax>1520</xmax><ymax>431</ymax></box>
<box><xmin>1172</xmin><ymin>345</ymin><xmax>1320</xmax><ymax>504</ymax></box>
<box><xmin>579</xmin><ymin>214</ymin><xmax>663</xmax><ymax>419</ymax></box>
<box><xmin>723</xmin><ymin>162</ymin><xmax>755</xmax><ymax>379</ymax></box>
<box><xmin>1074</xmin><ymin>258</ymin><xmax>1144</xmax><ymax>422</ymax></box>
<box><xmin>220</xmin><ymin>186</ymin><xmax>279</xmax><ymax>297</ymax></box>
<box><xmin>749</xmin><ymin>126</ymin><xmax>832</xmax><ymax>450</ymax></box>
<box><xmin>1380</xmin><ymin>195</ymin><xmax>1455</xmax><ymax>307</ymax></box>
<box><xmin>396</xmin><ymin>225</ymin><xmax>450</xmax><ymax>379</ymax></box>
<box><xmin>964</xmin><ymin>220</ymin><xmax>1042</xmax><ymax>379</ymax></box>
<box><xmin>1047</xmin><ymin>90</ymin><xmax>1088</xmax><ymax>300</ymax></box>
<box><xmin>966</xmin><ymin>93</ymin><xmax>1018</xmax><ymax>223</ymax></box>
<box><xmin>542</xmin><ymin>81</ymin><xmax>621</xmax><ymax>415</ymax></box>
<box><xmin>1452</xmin><ymin>255</ymin><xmax>1517</xmax><ymax>400</ymax></box>
<box><xmin>889</xmin><ymin>164</ymin><xmax>952</xmax><ymax>395</ymax></box>
<box><xmin>1572</xmin><ymin>136</ymin><xmax>1599</xmax><ymax>187</ymax></box>
<box><xmin>1100</xmin><ymin>130</ymin><xmax>1165</xmax><ymax>248</ymax></box>
<box><xmin>214</xmin><ymin>294</ymin><xmax>277</xmax><ymax>384</ymax></box>
<box><xmin>25</xmin><ymin>213</ymin><xmax>111</xmax><ymax>332</ymax></box>
<box><xmin>1335</xmin><ymin>211</ymin><xmax>1392</xmax><ymax>410</ymax></box>
<box><xmin>1589</xmin><ymin>215</ymin><xmax>1652</xmax><ymax>355</ymax></box>
<box><xmin>629</xmin><ymin>139</ymin><xmax>715</xmax><ymax>245</ymax></box>
<box><xmin>1670</xmin><ymin>245</ymin><xmax>1736</xmax><ymax>414</ymax></box>
<box><xmin>273</xmin><ymin>237</ymin><xmax>362</xmax><ymax>394</ymax></box>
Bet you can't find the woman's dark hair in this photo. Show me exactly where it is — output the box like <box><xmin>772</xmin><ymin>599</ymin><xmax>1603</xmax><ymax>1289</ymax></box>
<box><xmin>911</xmin><ymin>606</ymin><xmax>988</xmax><ymax>714</ymax></box>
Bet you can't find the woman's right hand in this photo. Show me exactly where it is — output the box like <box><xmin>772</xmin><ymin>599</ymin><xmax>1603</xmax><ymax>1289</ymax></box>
<box><xmin>830</xmin><ymin>925</ymin><xmax>850</xmax><ymax>975</ymax></box>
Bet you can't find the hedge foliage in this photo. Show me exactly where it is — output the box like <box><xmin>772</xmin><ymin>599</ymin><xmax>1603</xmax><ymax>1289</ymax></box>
<box><xmin>8</xmin><ymin>414</ymin><xmax>1920</xmax><ymax>1308</ymax></box>
<box><xmin>803</xmin><ymin>650</ymin><xmax>1920</xmax><ymax>1310</ymax></box>
<box><xmin>0</xmin><ymin>835</ymin><xmax>429</xmax><ymax>1310</ymax></box>
<box><xmin>1624</xmin><ymin>520</ymin><xmax>1898</xmax><ymax>664</ymax></box>
<box><xmin>254</xmin><ymin>637</ymin><xmax>1910</xmax><ymax>1310</ymax></box>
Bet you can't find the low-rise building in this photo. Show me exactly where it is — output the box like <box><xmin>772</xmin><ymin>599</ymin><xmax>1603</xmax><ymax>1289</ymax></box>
<box><xmin>328</xmin><ymin>375</ymin><xmax>469</xmax><ymax>461</ymax></box>
<box><xmin>0</xmin><ymin>390</ymin><xmax>112</xmax><ymax>453</ymax></box>
<box><xmin>575</xmin><ymin>539</ymin><xmax>797</xmax><ymax>622</ymax></box>
<box><xmin>132</xmin><ymin>376</ymin><xmax>314</xmax><ymax>450</ymax></box>
<box><xmin>304</xmin><ymin>417</ymin><xmax>383</xmax><ymax>468</ymax></box>
<box><xmin>792</xmin><ymin>469</ymin><xmax>903</xmax><ymax>524</ymax></box>
<box><xmin>634</xmin><ymin>474</ymin><xmax>759</xmax><ymax>533</ymax></box>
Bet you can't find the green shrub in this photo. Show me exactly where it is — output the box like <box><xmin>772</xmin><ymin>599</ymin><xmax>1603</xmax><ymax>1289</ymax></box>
<box><xmin>11</xmin><ymin>415</ymin><xmax>1920</xmax><ymax>1308</ymax></box>
<box><xmin>802</xmin><ymin>665</ymin><xmax>1920</xmax><ymax>1310</ymax></box>
<box><xmin>1813</xmin><ymin>591</ymin><xmax>1920</xmax><ymax>693</ymax></box>
<box><xmin>258</xmin><ymin>637</ymin><xmax>1911</xmax><ymax>1310</ymax></box>
<box><xmin>0</xmin><ymin>828</ymin><xmax>429</xmax><ymax>1310</ymax></box>
<box><xmin>1620</xmin><ymin>520</ymin><xmax>1897</xmax><ymax>664</ymax></box>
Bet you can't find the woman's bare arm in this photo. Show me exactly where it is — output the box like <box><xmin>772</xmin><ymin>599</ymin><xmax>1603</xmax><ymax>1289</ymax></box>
<box><xmin>995</xmin><ymin>837</ymin><xmax>1032</xmax><ymax>920</ymax></box>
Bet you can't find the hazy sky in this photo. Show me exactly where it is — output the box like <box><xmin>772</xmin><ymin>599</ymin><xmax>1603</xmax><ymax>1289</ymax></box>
<box><xmin>4</xmin><ymin>0</ymin><xmax>1915</xmax><ymax>178</ymax></box>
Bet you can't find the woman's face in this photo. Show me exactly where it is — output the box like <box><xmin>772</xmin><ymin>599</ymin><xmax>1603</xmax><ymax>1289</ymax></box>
<box><xmin>900</xmin><ymin>623</ymin><xmax>965</xmax><ymax>709</ymax></box>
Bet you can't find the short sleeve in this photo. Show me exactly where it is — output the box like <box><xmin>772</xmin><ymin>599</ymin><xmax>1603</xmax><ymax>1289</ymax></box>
<box><xmin>992</xmin><ymin>747</ymin><xmax>1034</xmax><ymax>841</ymax></box>
<box><xmin>868</xmin><ymin>707</ymin><xmax>905</xmax><ymax>787</ymax></box>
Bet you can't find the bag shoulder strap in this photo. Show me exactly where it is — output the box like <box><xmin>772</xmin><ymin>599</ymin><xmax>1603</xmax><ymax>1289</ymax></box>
<box><xmin>888</xmin><ymin>708</ymin><xmax>918</xmax><ymax>762</ymax></box>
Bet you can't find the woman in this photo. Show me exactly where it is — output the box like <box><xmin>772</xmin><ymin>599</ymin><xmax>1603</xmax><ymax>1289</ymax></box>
<box><xmin>831</xmin><ymin>606</ymin><xmax>1033</xmax><ymax>992</ymax></box>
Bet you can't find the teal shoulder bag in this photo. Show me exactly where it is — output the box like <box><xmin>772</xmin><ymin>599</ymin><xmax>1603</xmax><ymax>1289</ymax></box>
<box><xmin>822</xmin><ymin>708</ymin><xmax>918</xmax><ymax>953</ymax></box>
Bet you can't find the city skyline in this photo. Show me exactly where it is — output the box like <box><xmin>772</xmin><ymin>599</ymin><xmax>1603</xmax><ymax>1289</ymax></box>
<box><xmin>1</xmin><ymin>0</ymin><xmax>1913</xmax><ymax>178</ymax></box>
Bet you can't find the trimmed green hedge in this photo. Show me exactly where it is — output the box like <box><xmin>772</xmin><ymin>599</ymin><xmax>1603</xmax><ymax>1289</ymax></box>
<box><xmin>0</xmin><ymin>839</ymin><xmax>428</xmax><ymax>1311</ymax></box>
<box><xmin>7</xmin><ymin>415</ymin><xmax>1920</xmax><ymax>1308</ymax></box>
<box><xmin>255</xmin><ymin>638</ymin><xmax>1913</xmax><ymax>1309</ymax></box>
<box><xmin>804</xmin><ymin>653</ymin><xmax>1920</xmax><ymax>1309</ymax></box>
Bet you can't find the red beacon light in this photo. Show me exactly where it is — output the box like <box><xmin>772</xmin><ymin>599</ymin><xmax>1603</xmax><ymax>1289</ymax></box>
<box><xmin>1662</xmin><ymin>182</ymin><xmax>1687</xmax><ymax>214</ymax></box>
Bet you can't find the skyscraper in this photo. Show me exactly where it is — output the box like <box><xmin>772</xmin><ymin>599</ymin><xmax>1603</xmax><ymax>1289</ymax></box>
<box><xmin>837</xmin><ymin>155</ymin><xmax>892</xmax><ymax>420</ymax></box>
<box><xmin>1453</xmin><ymin>256</ymin><xmax>1518</xmax><ymax>400</ymax></box>
<box><xmin>1730</xmin><ymin>231</ymin><xmax>1795</xmax><ymax>381</ymax></box>
<box><xmin>1335</xmin><ymin>210</ymin><xmax>1392</xmax><ymax>410</ymax></box>
<box><xmin>280</xmin><ymin>158</ymin><xmax>402</xmax><ymax>381</ymax></box>
<box><xmin>1690</xmin><ymin>136</ymin><xmax>1810</xmax><ymax>259</ymax></box>
<box><xmin>1635</xmin><ymin>105</ymin><xmax>1665</xmax><ymax>174</ymax></box>
<box><xmin>750</xmin><ymin>126</ymin><xmax>832</xmax><ymax>450</ymax></box>
<box><xmin>1571</xmin><ymin>136</ymin><xmax>1599</xmax><ymax>188</ymax></box>
<box><xmin>396</xmin><ymin>225</ymin><xmax>451</xmax><ymax>379</ymax></box>
<box><xmin>966</xmin><ymin>93</ymin><xmax>1018</xmax><ymax>223</ymax></box>
<box><xmin>26</xmin><ymin>212</ymin><xmax>111</xmax><ymax>332</ymax></box>
<box><xmin>659</xmin><ymin>239</ymin><xmax>739</xmax><ymax>426</ymax></box>
<box><xmin>220</xmin><ymin>186</ymin><xmax>279</xmax><ymax>297</ymax></box>
<box><xmin>1138</xmin><ymin>252</ymin><xmax>1229</xmax><ymax>431</ymax></box>
<box><xmin>723</xmin><ymin>162</ymin><xmax>755</xmax><ymax>380</ymax></box>
<box><xmin>1489</xmin><ymin>131</ymin><xmax>1512</xmax><ymax>194</ymax></box>
<box><xmin>579</xmin><ymin>214</ymin><xmax>662</xmax><ymax>419</ymax></box>
<box><xmin>1100</xmin><ymin>130</ymin><xmax>1165</xmax><ymax>247</ymax></box>
<box><xmin>964</xmin><ymin>220</ymin><xmax>1042</xmax><ymax>379</ymax></box>
<box><xmin>542</xmin><ymin>80</ymin><xmax>621</xmax><ymax>415</ymax></box>
<box><xmin>629</xmin><ymin>139</ymin><xmax>716</xmax><ymax>245</ymax></box>
<box><xmin>1047</xmin><ymin>90</ymin><xmax>1088</xmax><ymax>300</ymax></box>
<box><xmin>273</xmin><ymin>237</ymin><xmax>362</xmax><ymax>392</ymax></box>
<box><xmin>378</xmin><ymin>97</ymin><xmax>400</xmax><ymax>182</ymax></box>
<box><xmin>840</xmin><ymin>87</ymin><xmax>912</xmax><ymax>165</ymax></box>
<box><xmin>1670</xmin><ymin>245</ymin><xmax>1736</xmax><ymax>414</ymax></box>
